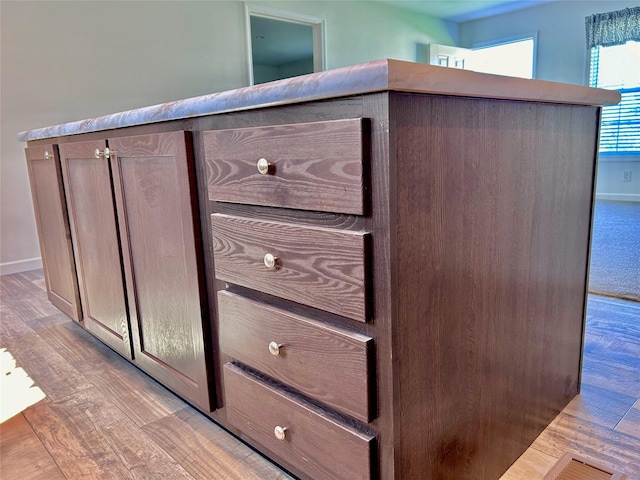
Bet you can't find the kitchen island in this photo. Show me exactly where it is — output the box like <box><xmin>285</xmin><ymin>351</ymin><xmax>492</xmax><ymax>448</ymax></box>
<box><xmin>19</xmin><ymin>59</ymin><xmax>619</xmax><ymax>480</ymax></box>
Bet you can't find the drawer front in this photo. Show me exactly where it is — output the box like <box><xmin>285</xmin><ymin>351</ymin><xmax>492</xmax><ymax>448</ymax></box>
<box><xmin>224</xmin><ymin>363</ymin><xmax>375</xmax><ymax>480</ymax></box>
<box><xmin>211</xmin><ymin>214</ymin><xmax>369</xmax><ymax>322</ymax></box>
<box><xmin>218</xmin><ymin>291</ymin><xmax>374</xmax><ymax>422</ymax></box>
<box><xmin>204</xmin><ymin>119</ymin><xmax>367</xmax><ymax>214</ymax></box>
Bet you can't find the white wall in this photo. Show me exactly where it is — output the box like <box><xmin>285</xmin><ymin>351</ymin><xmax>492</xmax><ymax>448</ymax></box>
<box><xmin>596</xmin><ymin>158</ymin><xmax>640</xmax><ymax>201</ymax></box>
<box><xmin>0</xmin><ymin>0</ymin><xmax>457</xmax><ymax>274</ymax></box>
<box><xmin>461</xmin><ymin>1</ymin><xmax>640</xmax><ymax>301</ymax></box>
<box><xmin>460</xmin><ymin>0</ymin><xmax>640</xmax><ymax>203</ymax></box>
<box><xmin>460</xmin><ymin>0</ymin><xmax>640</xmax><ymax>85</ymax></box>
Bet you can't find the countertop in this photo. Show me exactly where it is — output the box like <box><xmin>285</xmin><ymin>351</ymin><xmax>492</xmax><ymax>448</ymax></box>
<box><xmin>18</xmin><ymin>58</ymin><xmax>621</xmax><ymax>142</ymax></box>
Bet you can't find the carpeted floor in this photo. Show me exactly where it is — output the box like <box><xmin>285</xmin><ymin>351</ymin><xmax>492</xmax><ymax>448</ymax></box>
<box><xmin>589</xmin><ymin>200</ymin><xmax>640</xmax><ymax>301</ymax></box>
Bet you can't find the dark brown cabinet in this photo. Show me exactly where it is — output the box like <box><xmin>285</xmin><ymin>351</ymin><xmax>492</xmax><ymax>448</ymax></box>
<box><xmin>54</xmin><ymin>132</ymin><xmax>211</xmax><ymax>411</ymax></box>
<box><xmin>22</xmin><ymin>59</ymin><xmax>617</xmax><ymax>480</ymax></box>
<box><xmin>205</xmin><ymin>119</ymin><xmax>376</xmax><ymax>480</ymax></box>
<box><xmin>58</xmin><ymin>140</ymin><xmax>132</xmax><ymax>358</ymax></box>
<box><xmin>25</xmin><ymin>145</ymin><xmax>81</xmax><ymax>322</ymax></box>
<box><xmin>109</xmin><ymin>132</ymin><xmax>211</xmax><ymax>410</ymax></box>
<box><xmin>200</xmin><ymin>94</ymin><xmax>601</xmax><ymax>480</ymax></box>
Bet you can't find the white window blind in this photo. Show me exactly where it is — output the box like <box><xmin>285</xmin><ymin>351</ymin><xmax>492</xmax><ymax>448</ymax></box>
<box><xmin>589</xmin><ymin>41</ymin><xmax>640</xmax><ymax>155</ymax></box>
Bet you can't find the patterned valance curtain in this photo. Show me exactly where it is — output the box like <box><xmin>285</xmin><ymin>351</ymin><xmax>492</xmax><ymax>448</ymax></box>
<box><xmin>585</xmin><ymin>6</ymin><xmax>640</xmax><ymax>48</ymax></box>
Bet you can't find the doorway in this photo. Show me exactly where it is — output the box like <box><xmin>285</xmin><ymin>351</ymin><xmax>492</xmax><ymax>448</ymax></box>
<box><xmin>245</xmin><ymin>5</ymin><xmax>325</xmax><ymax>85</ymax></box>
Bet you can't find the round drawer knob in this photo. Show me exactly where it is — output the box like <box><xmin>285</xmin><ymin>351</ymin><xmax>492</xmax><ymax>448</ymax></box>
<box><xmin>263</xmin><ymin>253</ymin><xmax>279</xmax><ymax>269</ymax></box>
<box><xmin>94</xmin><ymin>148</ymin><xmax>103</xmax><ymax>159</ymax></box>
<box><xmin>257</xmin><ymin>158</ymin><xmax>271</xmax><ymax>175</ymax></box>
<box><xmin>268</xmin><ymin>341</ymin><xmax>282</xmax><ymax>356</ymax></box>
<box><xmin>44</xmin><ymin>150</ymin><xmax>52</xmax><ymax>159</ymax></box>
<box><xmin>104</xmin><ymin>147</ymin><xmax>114</xmax><ymax>158</ymax></box>
<box><xmin>274</xmin><ymin>425</ymin><xmax>287</xmax><ymax>440</ymax></box>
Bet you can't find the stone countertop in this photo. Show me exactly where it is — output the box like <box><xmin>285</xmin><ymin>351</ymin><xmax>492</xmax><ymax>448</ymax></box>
<box><xmin>18</xmin><ymin>58</ymin><xmax>621</xmax><ymax>142</ymax></box>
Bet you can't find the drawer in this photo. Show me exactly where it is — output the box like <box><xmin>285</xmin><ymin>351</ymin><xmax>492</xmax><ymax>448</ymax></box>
<box><xmin>218</xmin><ymin>291</ymin><xmax>374</xmax><ymax>422</ymax></box>
<box><xmin>203</xmin><ymin>119</ymin><xmax>368</xmax><ymax>215</ymax></box>
<box><xmin>224</xmin><ymin>363</ymin><xmax>375</xmax><ymax>480</ymax></box>
<box><xmin>211</xmin><ymin>213</ymin><xmax>369</xmax><ymax>322</ymax></box>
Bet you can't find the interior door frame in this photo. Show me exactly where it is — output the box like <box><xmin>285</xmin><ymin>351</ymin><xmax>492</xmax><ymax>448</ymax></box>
<box><xmin>244</xmin><ymin>3</ymin><xmax>326</xmax><ymax>86</ymax></box>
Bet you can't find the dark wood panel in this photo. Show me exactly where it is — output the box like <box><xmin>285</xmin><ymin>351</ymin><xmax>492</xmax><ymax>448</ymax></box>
<box><xmin>216</xmin><ymin>202</ymin><xmax>366</xmax><ymax>231</ymax></box>
<box><xmin>218</xmin><ymin>291</ymin><xmax>374</xmax><ymax>422</ymax></box>
<box><xmin>361</xmin><ymin>92</ymin><xmax>395</xmax><ymax>480</ymax></box>
<box><xmin>204</xmin><ymin>118</ymin><xmax>367</xmax><ymax>214</ymax></box>
<box><xmin>25</xmin><ymin>145</ymin><xmax>81</xmax><ymax>322</ymax></box>
<box><xmin>58</xmin><ymin>140</ymin><xmax>132</xmax><ymax>359</ymax></box>
<box><xmin>109</xmin><ymin>131</ymin><xmax>212</xmax><ymax>412</ymax></box>
<box><xmin>191</xmin><ymin>96</ymin><xmax>368</xmax><ymax>412</ymax></box>
<box><xmin>224</xmin><ymin>363</ymin><xmax>375</xmax><ymax>480</ymax></box>
<box><xmin>211</xmin><ymin>213</ymin><xmax>369</xmax><ymax>322</ymax></box>
<box><xmin>390</xmin><ymin>93</ymin><xmax>600</xmax><ymax>479</ymax></box>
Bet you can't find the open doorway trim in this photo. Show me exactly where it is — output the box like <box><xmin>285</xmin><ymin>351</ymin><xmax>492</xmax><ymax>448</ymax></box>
<box><xmin>244</xmin><ymin>3</ymin><xmax>326</xmax><ymax>86</ymax></box>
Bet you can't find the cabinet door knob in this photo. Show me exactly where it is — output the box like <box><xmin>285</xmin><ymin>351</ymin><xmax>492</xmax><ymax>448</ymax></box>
<box><xmin>263</xmin><ymin>253</ymin><xmax>279</xmax><ymax>269</ymax></box>
<box><xmin>268</xmin><ymin>341</ymin><xmax>282</xmax><ymax>356</ymax></box>
<box><xmin>257</xmin><ymin>158</ymin><xmax>272</xmax><ymax>175</ymax></box>
<box><xmin>44</xmin><ymin>150</ymin><xmax>53</xmax><ymax>159</ymax></box>
<box><xmin>274</xmin><ymin>425</ymin><xmax>287</xmax><ymax>440</ymax></box>
<box><xmin>94</xmin><ymin>148</ymin><xmax>115</xmax><ymax>159</ymax></box>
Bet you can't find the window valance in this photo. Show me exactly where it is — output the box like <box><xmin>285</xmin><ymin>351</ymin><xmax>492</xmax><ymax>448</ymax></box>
<box><xmin>585</xmin><ymin>6</ymin><xmax>640</xmax><ymax>48</ymax></box>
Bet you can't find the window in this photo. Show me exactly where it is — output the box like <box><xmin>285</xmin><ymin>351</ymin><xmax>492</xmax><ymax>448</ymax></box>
<box><xmin>469</xmin><ymin>36</ymin><xmax>536</xmax><ymax>79</ymax></box>
<box><xmin>589</xmin><ymin>41</ymin><xmax>640</xmax><ymax>155</ymax></box>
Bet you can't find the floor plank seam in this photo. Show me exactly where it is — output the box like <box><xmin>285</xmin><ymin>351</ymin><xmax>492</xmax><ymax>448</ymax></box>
<box><xmin>21</xmin><ymin>411</ymin><xmax>72</xmax><ymax>480</ymax></box>
<box><xmin>3</xmin><ymin>273</ymin><xmax>639</xmax><ymax>479</ymax></box>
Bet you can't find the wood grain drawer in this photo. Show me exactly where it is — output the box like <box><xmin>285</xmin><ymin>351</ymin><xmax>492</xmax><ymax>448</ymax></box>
<box><xmin>211</xmin><ymin>214</ymin><xmax>369</xmax><ymax>322</ymax></box>
<box><xmin>203</xmin><ymin>119</ymin><xmax>368</xmax><ymax>215</ymax></box>
<box><xmin>218</xmin><ymin>291</ymin><xmax>374</xmax><ymax>422</ymax></box>
<box><xmin>224</xmin><ymin>363</ymin><xmax>375</xmax><ymax>480</ymax></box>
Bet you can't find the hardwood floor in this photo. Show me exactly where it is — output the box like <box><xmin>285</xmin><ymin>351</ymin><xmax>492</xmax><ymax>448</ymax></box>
<box><xmin>502</xmin><ymin>295</ymin><xmax>640</xmax><ymax>480</ymax></box>
<box><xmin>1</xmin><ymin>270</ymin><xmax>638</xmax><ymax>479</ymax></box>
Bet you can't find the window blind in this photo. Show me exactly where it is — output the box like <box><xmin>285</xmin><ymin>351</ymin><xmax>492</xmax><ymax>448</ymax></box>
<box><xmin>589</xmin><ymin>45</ymin><xmax>640</xmax><ymax>155</ymax></box>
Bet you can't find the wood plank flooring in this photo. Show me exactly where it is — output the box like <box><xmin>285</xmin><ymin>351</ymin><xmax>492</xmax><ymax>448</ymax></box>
<box><xmin>502</xmin><ymin>295</ymin><xmax>640</xmax><ymax>480</ymax></box>
<box><xmin>1</xmin><ymin>270</ymin><xmax>638</xmax><ymax>479</ymax></box>
<box><xmin>0</xmin><ymin>270</ymin><xmax>291</xmax><ymax>480</ymax></box>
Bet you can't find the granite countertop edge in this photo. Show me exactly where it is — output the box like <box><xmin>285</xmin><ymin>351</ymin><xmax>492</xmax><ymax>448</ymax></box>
<box><xmin>18</xmin><ymin>59</ymin><xmax>620</xmax><ymax>142</ymax></box>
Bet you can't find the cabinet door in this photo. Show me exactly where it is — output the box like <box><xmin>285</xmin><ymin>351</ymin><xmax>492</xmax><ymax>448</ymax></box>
<box><xmin>109</xmin><ymin>132</ymin><xmax>211</xmax><ymax>411</ymax></box>
<box><xmin>58</xmin><ymin>141</ymin><xmax>132</xmax><ymax>359</ymax></box>
<box><xmin>25</xmin><ymin>145</ymin><xmax>82</xmax><ymax>322</ymax></box>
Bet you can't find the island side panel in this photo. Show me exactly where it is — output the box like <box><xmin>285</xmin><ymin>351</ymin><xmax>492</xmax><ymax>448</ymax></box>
<box><xmin>390</xmin><ymin>92</ymin><xmax>599</xmax><ymax>479</ymax></box>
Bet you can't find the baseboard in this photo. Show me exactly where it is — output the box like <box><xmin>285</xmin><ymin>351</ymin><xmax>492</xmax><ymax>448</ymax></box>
<box><xmin>0</xmin><ymin>257</ymin><xmax>43</xmax><ymax>276</ymax></box>
<box><xmin>595</xmin><ymin>193</ymin><xmax>640</xmax><ymax>202</ymax></box>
